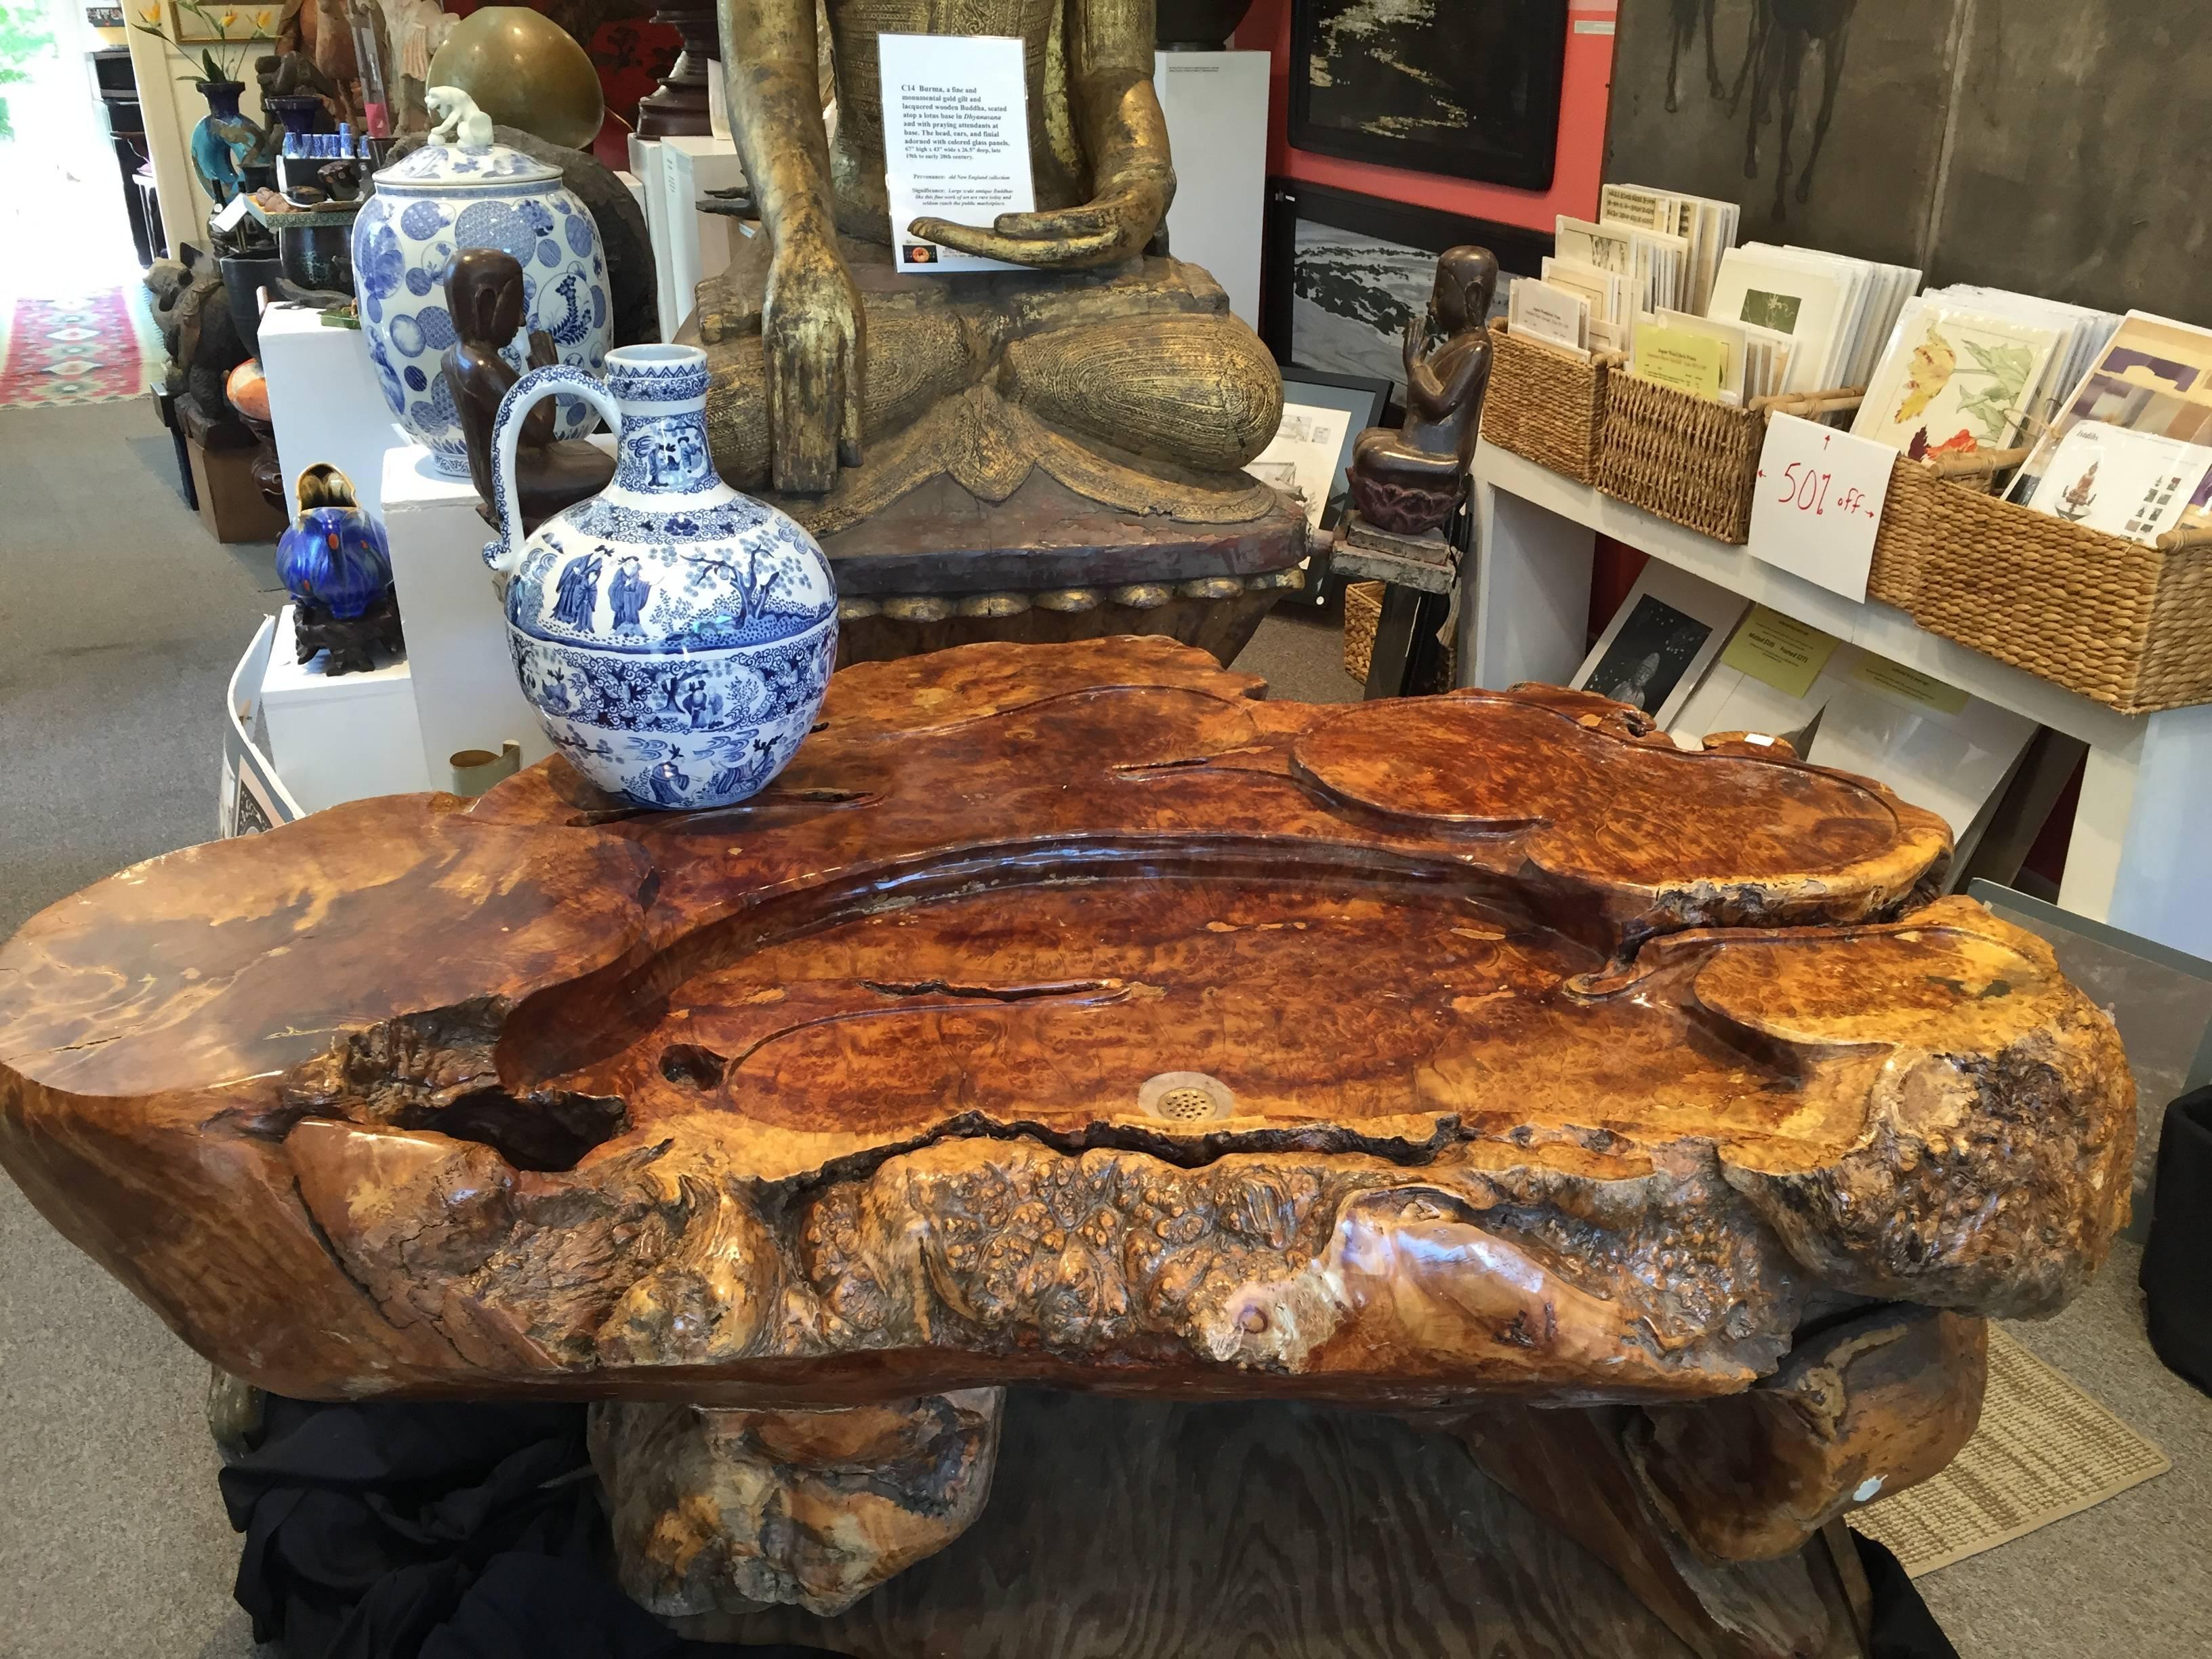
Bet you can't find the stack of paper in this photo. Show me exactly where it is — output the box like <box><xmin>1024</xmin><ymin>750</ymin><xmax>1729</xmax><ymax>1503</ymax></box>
<box><xmin>1598</xmin><ymin>184</ymin><xmax>1741</xmax><ymax>315</ymax></box>
<box><xmin>1536</xmin><ymin>257</ymin><xmax>1633</xmax><ymax>354</ymax></box>
<box><xmin>1853</xmin><ymin>287</ymin><xmax>2119</xmax><ymax>459</ymax></box>
<box><xmin>1627</xmin><ymin>309</ymin><xmax>1795</xmax><ymax>405</ymax></box>
<box><xmin>1507</xmin><ymin>276</ymin><xmax>1595</xmax><ymax>359</ymax></box>
<box><xmin>2005</xmin><ymin>310</ymin><xmax>2212</xmax><ymax>544</ymax></box>
<box><xmin>1556</xmin><ymin>215</ymin><xmax>1690</xmax><ymax>323</ymax></box>
<box><xmin>1921</xmin><ymin>287</ymin><xmax>2119</xmax><ymax>432</ymax></box>
<box><xmin>1704</xmin><ymin>245</ymin><xmax>1919</xmax><ymax>395</ymax></box>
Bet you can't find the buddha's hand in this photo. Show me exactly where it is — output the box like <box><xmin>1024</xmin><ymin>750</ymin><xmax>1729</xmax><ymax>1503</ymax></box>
<box><xmin>761</xmin><ymin>226</ymin><xmax>864</xmax><ymax>493</ymax></box>
<box><xmin>909</xmin><ymin>166</ymin><xmax>1170</xmax><ymax>270</ymax></box>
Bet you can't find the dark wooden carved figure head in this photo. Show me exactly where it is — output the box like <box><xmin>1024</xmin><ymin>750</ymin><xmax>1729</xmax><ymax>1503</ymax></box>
<box><xmin>1433</xmin><ymin>245</ymin><xmax>1499</xmax><ymax>338</ymax></box>
<box><xmin>450</xmin><ymin>247</ymin><xmax>528</xmax><ymax>351</ymax></box>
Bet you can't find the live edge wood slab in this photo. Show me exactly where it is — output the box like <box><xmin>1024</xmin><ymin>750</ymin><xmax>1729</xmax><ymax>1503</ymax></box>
<box><xmin>0</xmin><ymin>638</ymin><xmax>2133</xmax><ymax>1656</ymax></box>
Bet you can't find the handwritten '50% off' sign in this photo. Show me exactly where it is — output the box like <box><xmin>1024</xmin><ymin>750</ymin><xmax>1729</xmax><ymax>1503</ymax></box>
<box><xmin>1747</xmin><ymin>412</ymin><xmax>1895</xmax><ymax>603</ymax></box>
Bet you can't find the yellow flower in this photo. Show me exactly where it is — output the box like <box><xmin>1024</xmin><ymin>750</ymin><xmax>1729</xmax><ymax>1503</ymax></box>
<box><xmin>219</xmin><ymin>8</ymin><xmax>237</xmax><ymax>26</ymax></box>
<box><xmin>255</xmin><ymin>8</ymin><xmax>271</xmax><ymax>27</ymax></box>
<box><xmin>140</xmin><ymin>4</ymin><xmax>159</xmax><ymax>21</ymax></box>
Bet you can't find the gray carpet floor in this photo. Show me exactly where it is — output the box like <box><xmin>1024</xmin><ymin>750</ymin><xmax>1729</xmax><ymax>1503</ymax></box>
<box><xmin>1</xmin><ymin>399</ymin><xmax>2206</xmax><ymax>1658</ymax></box>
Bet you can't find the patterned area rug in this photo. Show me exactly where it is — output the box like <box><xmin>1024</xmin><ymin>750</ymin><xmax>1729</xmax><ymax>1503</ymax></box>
<box><xmin>1855</xmin><ymin>1324</ymin><xmax>2171</xmax><ymax>1576</ymax></box>
<box><xmin>0</xmin><ymin>287</ymin><xmax>163</xmax><ymax>409</ymax></box>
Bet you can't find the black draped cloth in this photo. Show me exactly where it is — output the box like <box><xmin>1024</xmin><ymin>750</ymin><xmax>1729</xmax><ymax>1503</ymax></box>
<box><xmin>2142</xmin><ymin>1085</ymin><xmax>2212</xmax><ymax>1395</ymax></box>
<box><xmin>218</xmin><ymin>1397</ymin><xmax>823</xmax><ymax>1659</ymax></box>
<box><xmin>219</xmin><ymin>1394</ymin><xmax>1954</xmax><ymax>1658</ymax></box>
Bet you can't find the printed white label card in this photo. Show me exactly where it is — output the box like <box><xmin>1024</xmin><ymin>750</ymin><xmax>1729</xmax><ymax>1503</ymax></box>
<box><xmin>1748</xmin><ymin>413</ymin><xmax>1894</xmax><ymax>602</ymax></box>
<box><xmin>879</xmin><ymin>33</ymin><xmax>1035</xmax><ymax>274</ymax></box>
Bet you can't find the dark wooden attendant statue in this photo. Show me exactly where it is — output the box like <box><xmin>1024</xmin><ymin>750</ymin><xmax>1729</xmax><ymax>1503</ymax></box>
<box><xmin>1348</xmin><ymin>245</ymin><xmax>1497</xmax><ymax>536</ymax></box>
<box><xmin>441</xmin><ymin>247</ymin><xmax>614</xmax><ymax>534</ymax></box>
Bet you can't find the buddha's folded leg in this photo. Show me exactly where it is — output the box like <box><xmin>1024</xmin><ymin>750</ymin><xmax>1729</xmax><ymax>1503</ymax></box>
<box><xmin>705</xmin><ymin>307</ymin><xmax>982</xmax><ymax>488</ymax></box>
<box><xmin>1000</xmin><ymin>312</ymin><xmax>1285</xmax><ymax>474</ymax></box>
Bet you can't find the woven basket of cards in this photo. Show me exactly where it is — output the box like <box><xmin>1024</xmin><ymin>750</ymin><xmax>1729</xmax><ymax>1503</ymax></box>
<box><xmin>1479</xmin><ymin>321</ymin><xmax>1616</xmax><ymax>484</ymax></box>
<box><xmin>1593</xmin><ymin>380</ymin><xmax>1864</xmax><ymax>544</ymax></box>
<box><xmin>1872</xmin><ymin>453</ymin><xmax>2212</xmax><ymax>713</ymax></box>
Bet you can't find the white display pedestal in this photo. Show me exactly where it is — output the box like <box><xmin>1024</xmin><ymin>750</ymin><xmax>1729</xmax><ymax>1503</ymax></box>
<box><xmin>657</xmin><ymin>135</ymin><xmax>746</xmax><ymax>340</ymax></box>
<box><xmin>260</xmin><ymin>305</ymin><xmax>401</xmax><ymax>513</ymax></box>
<box><xmin>1153</xmin><ymin>50</ymin><xmax>1269</xmax><ymax>329</ymax></box>
<box><xmin>1465</xmin><ymin>440</ymin><xmax>2212</xmax><ymax>958</ymax></box>
<box><xmin>259</xmin><ymin>605</ymin><xmax>428</xmax><ymax>813</ymax></box>
<box><xmin>381</xmin><ymin>444</ymin><xmax>557</xmax><ymax>789</ymax></box>
<box><xmin>630</xmin><ymin>136</ymin><xmax>675</xmax><ymax>343</ymax></box>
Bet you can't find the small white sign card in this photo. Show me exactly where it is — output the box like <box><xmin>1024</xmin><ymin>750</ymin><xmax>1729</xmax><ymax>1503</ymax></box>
<box><xmin>879</xmin><ymin>33</ymin><xmax>1036</xmax><ymax>274</ymax></box>
<box><xmin>1748</xmin><ymin>413</ymin><xmax>1894</xmax><ymax>602</ymax></box>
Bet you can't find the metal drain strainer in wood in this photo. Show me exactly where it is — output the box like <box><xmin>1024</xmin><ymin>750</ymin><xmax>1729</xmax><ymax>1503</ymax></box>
<box><xmin>1138</xmin><ymin>1071</ymin><xmax>1235</xmax><ymax>1123</ymax></box>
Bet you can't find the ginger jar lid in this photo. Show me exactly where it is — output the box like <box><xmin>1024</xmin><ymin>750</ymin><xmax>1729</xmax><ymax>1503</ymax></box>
<box><xmin>373</xmin><ymin>89</ymin><xmax>560</xmax><ymax>190</ymax></box>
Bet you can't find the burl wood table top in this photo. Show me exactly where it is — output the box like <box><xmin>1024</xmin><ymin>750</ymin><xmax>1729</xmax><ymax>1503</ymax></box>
<box><xmin>0</xmin><ymin>639</ymin><xmax>2133</xmax><ymax>1407</ymax></box>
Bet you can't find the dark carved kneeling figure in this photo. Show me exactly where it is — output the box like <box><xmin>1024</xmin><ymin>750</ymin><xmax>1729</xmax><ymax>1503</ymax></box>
<box><xmin>1348</xmin><ymin>246</ymin><xmax>1497</xmax><ymax>536</ymax></box>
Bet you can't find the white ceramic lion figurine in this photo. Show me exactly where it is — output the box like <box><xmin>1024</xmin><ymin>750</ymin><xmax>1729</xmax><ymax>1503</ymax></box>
<box><xmin>425</xmin><ymin>86</ymin><xmax>494</xmax><ymax>149</ymax></box>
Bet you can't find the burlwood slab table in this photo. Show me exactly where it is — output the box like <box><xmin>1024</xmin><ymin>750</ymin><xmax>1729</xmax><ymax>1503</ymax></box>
<box><xmin>0</xmin><ymin>638</ymin><xmax>2133</xmax><ymax>1659</ymax></box>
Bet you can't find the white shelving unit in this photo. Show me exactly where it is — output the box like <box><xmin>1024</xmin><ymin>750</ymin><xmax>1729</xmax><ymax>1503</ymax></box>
<box><xmin>381</xmin><ymin>443</ymin><xmax>559</xmax><ymax>787</ymax></box>
<box><xmin>1462</xmin><ymin>441</ymin><xmax>2212</xmax><ymax>957</ymax></box>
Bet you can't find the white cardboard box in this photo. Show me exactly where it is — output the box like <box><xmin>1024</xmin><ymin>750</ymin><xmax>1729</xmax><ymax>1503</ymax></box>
<box><xmin>259</xmin><ymin>304</ymin><xmax>403</xmax><ymax>514</ymax></box>
<box><xmin>658</xmin><ymin>135</ymin><xmax>747</xmax><ymax>340</ymax></box>
<box><xmin>630</xmin><ymin>137</ymin><xmax>674</xmax><ymax>342</ymax></box>
<box><xmin>381</xmin><ymin>443</ymin><xmax>556</xmax><ymax>789</ymax></box>
<box><xmin>260</xmin><ymin>605</ymin><xmax>428</xmax><ymax>813</ymax></box>
<box><xmin>1153</xmin><ymin>50</ymin><xmax>1269</xmax><ymax>329</ymax></box>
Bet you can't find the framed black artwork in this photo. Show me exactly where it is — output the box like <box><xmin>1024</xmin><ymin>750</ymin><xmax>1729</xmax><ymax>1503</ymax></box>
<box><xmin>1260</xmin><ymin>182</ymin><xmax>1552</xmax><ymax>407</ymax></box>
<box><xmin>1288</xmin><ymin>0</ymin><xmax>1570</xmax><ymax>190</ymax></box>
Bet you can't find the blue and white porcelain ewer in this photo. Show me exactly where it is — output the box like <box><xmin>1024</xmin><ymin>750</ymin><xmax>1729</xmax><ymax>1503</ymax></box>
<box><xmin>487</xmin><ymin>344</ymin><xmax>838</xmax><ymax>810</ymax></box>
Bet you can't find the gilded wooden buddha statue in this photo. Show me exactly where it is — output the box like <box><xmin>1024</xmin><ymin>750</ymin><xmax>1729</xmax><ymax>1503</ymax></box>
<box><xmin>701</xmin><ymin>0</ymin><xmax>1288</xmax><ymax>539</ymax></box>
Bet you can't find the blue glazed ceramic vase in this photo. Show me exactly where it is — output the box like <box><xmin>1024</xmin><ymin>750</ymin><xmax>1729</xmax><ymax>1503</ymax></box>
<box><xmin>276</xmin><ymin>464</ymin><xmax>393</xmax><ymax>618</ymax></box>
<box><xmin>353</xmin><ymin>125</ymin><xmax>609</xmax><ymax>476</ymax></box>
<box><xmin>486</xmin><ymin>344</ymin><xmax>839</xmax><ymax>810</ymax></box>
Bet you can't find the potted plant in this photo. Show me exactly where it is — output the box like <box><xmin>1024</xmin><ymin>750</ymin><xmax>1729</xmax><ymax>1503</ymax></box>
<box><xmin>132</xmin><ymin>4</ymin><xmax>279</xmax><ymax>201</ymax></box>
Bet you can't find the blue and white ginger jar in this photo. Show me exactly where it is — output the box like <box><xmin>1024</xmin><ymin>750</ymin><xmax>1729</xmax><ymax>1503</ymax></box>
<box><xmin>353</xmin><ymin>122</ymin><xmax>610</xmax><ymax>476</ymax></box>
<box><xmin>487</xmin><ymin>344</ymin><xmax>839</xmax><ymax>810</ymax></box>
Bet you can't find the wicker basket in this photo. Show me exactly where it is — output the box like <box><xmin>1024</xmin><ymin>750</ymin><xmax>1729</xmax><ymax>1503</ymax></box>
<box><xmin>1343</xmin><ymin>580</ymin><xmax>1382</xmax><ymax>680</ymax></box>
<box><xmin>1864</xmin><ymin>446</ymin><xmax>2022</xmax><ymax>609</ymax></box>
<box><xmin>1594</xmin><ymin>378</ymin><xmax>1862</xmax><ymax>545</ymax></box>
<box><xmin>1870</xmin><ymin>455</ymin><xmax>2212</xmax><ymax>713</ymax></box>
<box><xmin>1342</xmin><ymin>581</ymin><xmax>1456</xmax><ymax>691</ymax></box>
<box><xmin>1480</xmin><ymin>319</ymin><xmax>1615</xmax><ymax>484</ymax></box>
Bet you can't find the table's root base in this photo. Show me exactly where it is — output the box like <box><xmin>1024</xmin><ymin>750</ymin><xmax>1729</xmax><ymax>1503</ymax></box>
<box><xmin>623</xmin><ymin>1389</ymin><xmax>1883</xmax><ymax>1659</ymax></box>
<box><xmin>589</xmin><ymin>1389</ymin><xmax>1002</xmax><ymax>1618</ymax></box>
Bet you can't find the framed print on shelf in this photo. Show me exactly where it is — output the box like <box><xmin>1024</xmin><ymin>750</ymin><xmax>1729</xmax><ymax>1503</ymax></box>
<box><xmin>1250</xmin><ymin>367</ymin><xmax>1391</xmax><ymax>535</ymax></box>
<box><xmin>1574</xmin><ymin>563</ymin><xmax>1746</xmax><ymax>730</ymax></box>
<box><xmin>1260</xmin><ymin>182</ymin><xmax>1553</xmax><ymax>406</ymax></box>
<box><xmin>1289</xmin><ymin>0</ymin><xmax>1570</xmax><ymax>190</ymax></box>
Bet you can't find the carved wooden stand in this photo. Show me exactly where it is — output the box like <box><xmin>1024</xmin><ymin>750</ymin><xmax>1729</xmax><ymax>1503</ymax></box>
<box><xmin>0</xmin><ymin>640</ymin><xmax>2132</xmax><ymax>1657</ymax></box>
<box><xmin>291</xmin><ymin>587</ymin><xmax>403</xmax><ymax>676</ymax></box>
<box><xmin>634</xmin><ymin>3</ymin><xmax>718</xmax><ymax>139</ymax></box>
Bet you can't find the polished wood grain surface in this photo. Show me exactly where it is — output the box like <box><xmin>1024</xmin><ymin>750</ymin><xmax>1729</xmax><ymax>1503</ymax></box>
<box><xmin>0</xmin><ymin>638</ymin><xmax>2131</xmax><ymax>1412</ymax></box>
